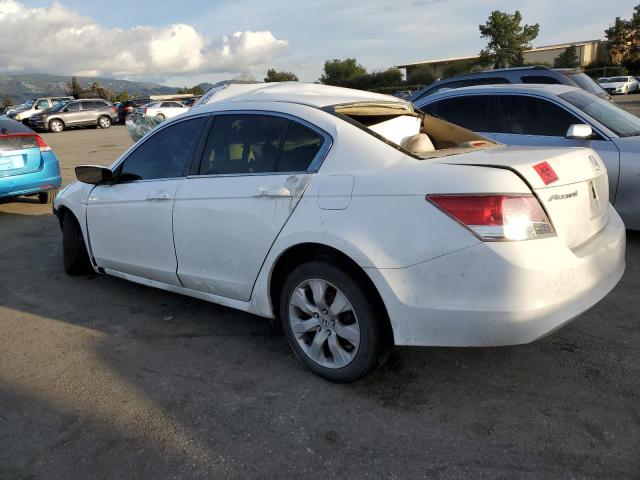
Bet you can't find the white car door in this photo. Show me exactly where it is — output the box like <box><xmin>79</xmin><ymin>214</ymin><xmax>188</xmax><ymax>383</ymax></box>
<box><xmin>86</xmin><ymin>116</ymin><xmax>207</xmax><ymax>285</ymax></box>
<box><xmin>172</xmin><ymin>112</ymin><xmax>329</xmax><ymax>301</ymax></box>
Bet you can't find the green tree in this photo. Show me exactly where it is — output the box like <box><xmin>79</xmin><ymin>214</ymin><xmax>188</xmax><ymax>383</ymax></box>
<box><xmin>606</xmin><ymin>17</ymin><xmax>633</xmax><ymax>63</ymax></box>
<box><xmin>177</xmin><ymin>85</ymin><xmax>205</xmax><ymax>95</ymax></box>
<box><xmin>264</xmin><ymin>68</ymin><xmax>299</xmax><ymax>82</ymax></box>
<box><xmin>89</xmin><ymin>81</ymin><xmax>115</xmax><ymax>101</ymax></box>
<box><xmin>368</xmin><ymin>67</ymin><xmax>403</xmax><ymax>88</ymax></box>
<box><xmin>478</xmin><ymin>10</ymin><xmax>540</xmax><ymax>69</ymax></box>
<box><xmin>112</xmin><ymin>91</ymin><xmax>130</xmax><ymax>103</ymax></box>
<box><xmin>554</xmin><ymin>45</ymin><xmax>580</xmax><ymax>68</ymax></box>
<box><xmin>70</xmin><ymin>76</ymin><xmax>82</xmax><ymax>98</ymax></box>
<box><xmin>442</xmin><ymin>61</ymin><xmax>481</xmax><ymax>78</ymax></box>
<box><xmin>319</xmin><ymin>58</ymin><xmax>367</xmax><ymax>87</ymax></box>
<box><xmin>406</xmin><ymin>66</ymin><xmax>435</xmax><ymax>86</ymax></box>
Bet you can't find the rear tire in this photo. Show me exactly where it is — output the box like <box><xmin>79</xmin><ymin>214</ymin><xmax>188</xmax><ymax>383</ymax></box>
<box><xmin>279</xmin><ymin>261</ymin><xmax>388</xmax><ymax>382</ymax></box>
<box><xmin>98</xmin><ymin>116</ymin><xmax>111</xmax><ymax>129</ymax></box>
<box><xmin>49</xmin><ymin>119</ymin><xmax>64</xmax><ymax>133</ymax></box>
<box><xmin>155</xmin><ymin>113</ymin><xmax>165</xmax><ymax>121</ymax></box>
<box><xmin>62</xmin><ymin>213</ymin><xmax>93</xmax><ymax>276</ymax></box>
<box><xmin>38</xmin><ymin>189</ymin><xmax>58</xmax><ymax>204</ymax></box>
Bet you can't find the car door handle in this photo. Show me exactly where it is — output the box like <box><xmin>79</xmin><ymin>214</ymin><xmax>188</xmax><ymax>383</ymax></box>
<box><xmin>257</xmin><ymin>186</ymin><xmax>292</xmax><ymax>197</ymax></box>
<box><xmin>146</xmin><ymin>192</ymin><xmax>172</xmax><ymax>201</ymax></box>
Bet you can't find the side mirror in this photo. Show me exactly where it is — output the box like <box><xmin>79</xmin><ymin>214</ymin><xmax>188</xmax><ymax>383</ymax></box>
<box><xmin>566</xmin><ymin>124</ymin><xmax>593</xmax><ymax>140</ymax></box>
<box><xmin>75</xmin><ymin>165</ymin><xmax>113</xmax><ymax>185</ymax></box>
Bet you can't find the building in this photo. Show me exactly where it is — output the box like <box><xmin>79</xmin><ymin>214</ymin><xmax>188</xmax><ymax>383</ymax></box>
<box><xmin>397</xmin><ymin>39</ymin><xmax>608</xmax><ymax>79</ymax></box>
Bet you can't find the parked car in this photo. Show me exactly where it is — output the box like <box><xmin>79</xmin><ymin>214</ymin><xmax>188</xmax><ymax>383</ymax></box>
<box><xmin>29</xmin><ymin>98</ymin><xmax>117</xmax><ymax>133</ymax></box>
<box><xmin>54</xmin><ymin>83</ymin><xmax>625</xmax><ymax>381</ymax></box>
<box><xmin>414</xmin><ymin>84</ymin><xmax>640</xmax><ymax>229</ymax></box>
<box><xmin>7</xmin><ymin>96</ymin><xmax>73</xmax><ymax>124</ymax></box>
<box><xmin>410</xmin><ymin>66</ymin><xmax>610</xmax><ymax>102</ymax></box>
<box><xmin>0</xmin><ymin>117</ymin><xmax>60</xmax><ymax>203</ymax></box>
<box><xmin>597</xmin><ymin>77</ymin><xmax>610</xmax><ymax>84</ymax></box>
<box><xmin>598</xmin><ymin>76</ymin><xmax>639</xmax><ymax>95</ymax></box>
<box><xmin>180</xmin><ymin>97</ymin><xmax>199</xmax><ymax>108</ymax></box>
<box><xmin>115</xmin><ymin>99</ymin><xmax>151</xmax><ymax>124</ymax></box>
<box><xmin>135</xmin><ymin>101</ymin><xmax>190</xmax><ymax>120</ymax></box>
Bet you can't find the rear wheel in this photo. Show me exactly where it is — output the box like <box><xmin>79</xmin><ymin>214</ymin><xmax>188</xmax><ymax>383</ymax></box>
<box><xmin>49</xmin><ymin>119</ymin><xmax>64</xmax><ymax>133</ymax></box>
<box><xmin>98</xmin><ymin>116</ymin><xmax>111</xmax><ymax>129</ymax></box>
<box><xmin>280</xmin><ymin>262</ymin><xmax>388</xmax><ymax>382</ymax></box>
<box><xmin>155</xmin><ymin>113</ymin><xmax>165</xmax><ymax>120</ymax></box>
<box><xmin>38</xmin><ymin>189</ymin><xmax>58</xmax><ymax>204</ymax></box>
<box><xmin>62</xmin><ymin>213</ymin><xmax>93</xmax><ymax>275</ymax></box>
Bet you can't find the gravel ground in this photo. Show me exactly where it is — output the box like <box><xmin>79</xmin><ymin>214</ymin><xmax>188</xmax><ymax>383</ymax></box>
<box><xmin>0</xmin><ymin>124</ymin><xmax>638</xmax><ymax>479</ymax></box>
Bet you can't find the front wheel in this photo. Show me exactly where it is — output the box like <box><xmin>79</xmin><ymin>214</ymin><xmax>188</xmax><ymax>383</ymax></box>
<box><xmin>280</xmin><ymin>262</ymin><xmax>388</xmax><ymax>382</ymax></box>
<box><xmin>98</xmin><ymin>116</ymin><xmax>111</xmax><ymax>129</ymax></box>
<box><xmin>38</xmin><ymin>189</ymin><xmax>58</xmax><ymax>204</ymax></box>
<box><xmin>155</xmin><ymin>113</ymin><xmax>165</xmax><ymax>121</ymax></box>
<box><xmin>49</xmin><ymin>119</ymin><xmax>64</xmax><ymax>133</ymax></box>
<box><xmin>62</xmin><ymin>213</ymin><xmax>93</xmax><ymax>275</ymax></box>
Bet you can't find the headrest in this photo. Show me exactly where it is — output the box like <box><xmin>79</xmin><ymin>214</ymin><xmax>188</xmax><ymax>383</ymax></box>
<box><xmin>400</xmin><ymin>133</ymin><xmax>435</xmax><ymax>153</ymax></box>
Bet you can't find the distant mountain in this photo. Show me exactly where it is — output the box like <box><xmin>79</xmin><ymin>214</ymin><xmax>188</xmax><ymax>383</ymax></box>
<box><xmin>0</xmin><ymin>73</ymin><xmax>177</xmax><ymax>103</ymax></box>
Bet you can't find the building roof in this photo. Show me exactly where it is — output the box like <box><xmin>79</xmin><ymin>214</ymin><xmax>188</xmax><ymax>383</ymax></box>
<box><xmin>396</xmin><ymin>39</ymin><xmax>602</xmax><ymax>69</ymax></box>
<box><xmin>196</xmin><ymin>82</ymin><xmax>404</xmax><ymax>109</ymax></box>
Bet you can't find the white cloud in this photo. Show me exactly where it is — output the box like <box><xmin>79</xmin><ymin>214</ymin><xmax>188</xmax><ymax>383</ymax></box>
<box><xmin>0</xmin><ymin>0</ymin><xmax>288</xmax><ymax>77</ymax></box>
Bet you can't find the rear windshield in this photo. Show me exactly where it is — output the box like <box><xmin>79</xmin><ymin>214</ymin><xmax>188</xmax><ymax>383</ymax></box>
<box><xmin>0</xmin><ymin>135</ymin><xmax>38</xmax><ymax>151</ymax></box>
<box><xmin>560</xmin><ymin>89</ymin><xmax>640</xmax><ymax>137</ymax></box>
<box><xmin>569</xmin><ymin>72</ymin><xmax>608</xmax><ymax>96</ymax></box>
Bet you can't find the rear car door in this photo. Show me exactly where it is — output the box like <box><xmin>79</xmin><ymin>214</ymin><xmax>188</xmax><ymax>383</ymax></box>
<box><xmin>86</xmin><ymin>116</ymin><xmax>207</xmax><ymax>285</ymax></box>
<box><xmin>78</xmin><ymin>101</ymin><xmax>98</xmax><ymax>124</ymax></box>
<box><xmin>492</xmin><ymin>94</ymin><xmax>620</xmax><ymax>201</ymax></box>
<box><xmin>418</xmin><ymin>94</ymin><xmax>497</xmax><ymax>139</ymax></box>
<box><xmin>62</xmin><ymin>102</ymin><xmax>84</xmax><ymax>126</ymax></box>
<box><xmin>172</xmin><ymin>112</ymin><xmax>329</xmax><ymax>301</ymax></box>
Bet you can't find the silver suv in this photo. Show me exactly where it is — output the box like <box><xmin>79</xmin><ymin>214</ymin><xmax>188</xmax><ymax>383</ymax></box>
<box><xmin>7</xmin><ymin>96</ymin><xmax>73</xmax><ymax>123</ymax></box>
<box><xmin>29</xmin><ymin>99</ymin><xmax>117</xmax><ymax>133</ymax></box>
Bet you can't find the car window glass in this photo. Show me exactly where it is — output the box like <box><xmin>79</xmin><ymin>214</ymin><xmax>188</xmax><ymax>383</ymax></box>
<box><xmin>278</xmin><ymin>121</ymin><xmax>324</xmax><ymax>171</ymax></box>
<box><xmin>199</xmin><ymin>114</ymin><xmax>289</xmax><ymax>175</ymax></box>
<box><xmin>36</xmin><ymin>99</ymin><xmax>49</xmax><ymax>109</ymax></box>
<box><xmin>119</xmin><ymin>117</ymin><xmax>206</xmax><ymax>181</ymax></box>
<box><xmin>520</xmin><ymin>75</ymin><xmax>562</xmax><ymax>84</ymax></box>
<box><xmin>82</xmin><ymin>101</ymin><xmax>96</xmax><ymax>110</ymax></box>
<box><xmin>66</xmin><ymin>102</ymin><xmax>80</xmax><ymax>112</ymax></box>
<box><xmin>160</xmin><ymin>102</ymin><xmax>172</xmax><ymax>108</ymax></box>
<box><xmin>496</xmin><ymin>95</ymin><xmax>579</xmax><ymax>136</ymax></box>
<box><xmin>170</xmin><ymin>102</ymin><xmax>184</xmax><ymax>108</ymax></box>
<box><xmin>431</xmin><ymin>80</ymin><xmax>465</xmax><ymax>94</ymax></box>
<box><xmin>421</xmin><ymin>96</ymin><xmax>491</xmax><ymax>131</ymax></box>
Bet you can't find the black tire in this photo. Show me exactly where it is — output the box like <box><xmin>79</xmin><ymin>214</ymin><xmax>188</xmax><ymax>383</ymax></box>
<box><xmin>98</xmin><ymin>116</ymin><xmax>111</xmax><ymax>129</ymax></box>
<box><xmin>49</xmin><ymin>119</ymin><xmax>64</xmax><ymax>133</ymax></box>
<box><xmin>279</xmin><ymin>261</ymin><xmax>388</xmax><ymax>382</ymax></box>
<box><xmin>155</xmin><ymin>113</ymin><xmax>165</xmax><ymax>120</ymax></box>
<box><xmin>38</xmin><ymin>189</ymin><xmax>58</xmax><ymax>204</ymax></box>
<box><xmin>62</xmin><ymin>213</ymin><xmax>93</xmax><ymax>275</ymax></box>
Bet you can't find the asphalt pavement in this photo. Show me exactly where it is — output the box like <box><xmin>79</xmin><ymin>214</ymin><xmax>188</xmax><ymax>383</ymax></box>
<box><xmin>0</xmin><ymin>124</ymin><xmax>638</xmax><ymax>479</ymax></box>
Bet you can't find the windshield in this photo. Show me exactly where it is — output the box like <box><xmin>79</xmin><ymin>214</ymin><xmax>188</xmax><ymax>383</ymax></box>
<box><xmin>609</xmin><ymin>77</ymin><xmax>629</xmax><ymax>82</ymax></box>
<box><xmin>568</xmin><ymin>73</ymin><xmax>608</xmax><ymax>96</ymax></box>
<box><xmin>21</xmin><ymin>99</ymin><xmax>36</xmax><ymax>109</ymax></box>
<box><xmin>49</xmin><ymin>102</ymin><xmax>67</xmax><ymax>113</ymax></box>
<box><xmin>560</xmin><ymin>89</ymin><xmax>640</xmax><ymax>137</ymax></box>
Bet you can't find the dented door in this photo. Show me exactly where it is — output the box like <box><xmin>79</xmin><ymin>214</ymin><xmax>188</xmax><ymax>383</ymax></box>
<box><xmin>172</xmin><ymin>173</ymin><xmax>313</xmax><ymax>301</ymax></box>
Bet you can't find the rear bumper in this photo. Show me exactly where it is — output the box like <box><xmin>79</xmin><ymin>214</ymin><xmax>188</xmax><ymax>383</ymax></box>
<box><xmin>0</xmin><ymin>154</ymin><xmax>61</xmax><ymax>198</ymax></box>
<box><xmin>368</xmin><ymin>205</ymin><xmax>626</xmax><ymax>346</ymax></box>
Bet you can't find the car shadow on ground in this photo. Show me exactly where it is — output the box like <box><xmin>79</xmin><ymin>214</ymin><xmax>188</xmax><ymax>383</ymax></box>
<box><xmin>1</xmin><ymin>209</ymin><xmax>639</xmax><ymax>479</ymax></box>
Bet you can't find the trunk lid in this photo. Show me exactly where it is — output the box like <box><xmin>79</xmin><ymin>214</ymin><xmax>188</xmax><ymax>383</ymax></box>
<box><xmin>0</xmin><ymin>135</ymin><xmax>43</xmax><ymax>177</ymax></box>
<box><xmin>442</xmin><ymin>146</ymin><xmax>609</xmax><ymax>249</ymax></box>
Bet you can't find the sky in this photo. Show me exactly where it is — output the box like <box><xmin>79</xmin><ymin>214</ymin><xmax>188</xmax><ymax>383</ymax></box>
<box><xmin>1</xmin><ymin>0</ymin><xmax>639</xmax><ymax>87</ymax></box>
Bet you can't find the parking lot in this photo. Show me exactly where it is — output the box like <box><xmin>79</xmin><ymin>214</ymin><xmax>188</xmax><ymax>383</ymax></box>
<box><xmin>1</xmin><ymin>120</ymin><xmax>639</xmax><ymax>479</ymax></box>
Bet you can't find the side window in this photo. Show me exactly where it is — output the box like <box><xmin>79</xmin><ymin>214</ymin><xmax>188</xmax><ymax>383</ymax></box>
<box><xmin>431</xmin><ymin>80</ymin><xmax>465</xmax><ymax>94</ymax></box>
<box><xmin>36</xmin><ymin>99</ymin><xmax>49</xmax><ymax>109</ymax></box>
<box><xmin>119</xmin><ymin>117</ymin><xmax>206</xmax><ymax>181</ymax></box>
<box><xmin>199</xmin><ymin>114</ymin><xmax>289</xmax><ymax>175</ymax></box>
<box><xmin>422</xmin><ymin>96</ymin><xmax>492</xmax><ymax>132</ymax></box>
<box><xmin>160</xmin><ymin>102</ymin><xmax>173</xmax><ymax>108</ymax></box>
<box><xmin>496</xmin><ymin>95</ymin><xmax>580</xmax><ymax>136</ymax></box>
<box><xmin>66</xmin><ymin>102</ymin><xmax>80</xmax><ymax>112</ymax></box>
<box><xmin>82</xmin><ymin>101</ymin><xmax>97</xmax><ymax>110</ymax></box>
<box><xmin>520</xmin><ymin>75</ymin><xmax>562</xmax><ymax>85</ymax></box>
<box><xmin>278</xmin><ymin>121</ymin><xmax>324</xmax><ymax>172</ymax></box>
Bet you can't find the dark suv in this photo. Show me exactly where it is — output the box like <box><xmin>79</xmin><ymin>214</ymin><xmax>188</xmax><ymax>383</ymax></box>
<box><xmin>410</xmin><ymin>66</ymin><xmax>610</xmax><ymax>102</ymax></box>
<box><xmin>29</xmin><ymin>99</ymin><xmax>117</xmax><ymax>133</ymax></box>
<box><xmin>115</xmin><ymin>99</ymin><xmax>151</xmax><ymax>124</ymax></box>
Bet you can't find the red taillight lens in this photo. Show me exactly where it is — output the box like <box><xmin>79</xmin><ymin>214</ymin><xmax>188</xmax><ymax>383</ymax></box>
<box><xmin>125</xmin><ymin>106</ymin><xmax>133</xmax><ymax>112</ymax></box>
<box><xmin>427</xmin><ymin>194</ymin><xmax>555</xmax><ymax>241</ymax></box>
<box><xmin>35</xmin><ymin>135</ymin><xmax>51</xmax><ymax>152</ymax></box>
<box><xmin>0</xmin><ymin>133</ymin><xmax>51</xmax><ymax>152</ymax></box>
<box><xmin>143</xmin><ymin>107</ymin><xmax>147</xmax><ymax>114</ymax></box>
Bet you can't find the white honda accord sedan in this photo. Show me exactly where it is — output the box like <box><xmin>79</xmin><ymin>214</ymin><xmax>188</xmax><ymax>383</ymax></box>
<box><xmin>54</xmin><ymin>83</ymin><xmax>626</xmax><ymax>382</ymax></box>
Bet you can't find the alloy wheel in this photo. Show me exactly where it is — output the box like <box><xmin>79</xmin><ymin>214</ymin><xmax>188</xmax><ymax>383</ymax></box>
<box><xmin>288</xmin><ymin>278</ymin><xmax>360</xmax><ymax>369</ymax></box>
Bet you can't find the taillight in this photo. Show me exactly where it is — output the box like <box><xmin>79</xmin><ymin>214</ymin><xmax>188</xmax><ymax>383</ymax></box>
<box><xmin>125</xmin><ymin>106</ymin><xmax>133</xmax><ymax>112</ymax></box>
<box><xmin>143</xmin><ymin>107</ymin><xmax>147</xmax><ymax>114</ymax></box>
<box><xmin>35</xmin><ymin>135</ymin><xmax>51</xmax><ymax>152</ymax></box>
<box><xmin>111</xmin><ymin>107</ymin><xmax>116</xmax><ymax>113</ymax></box>
<box><xmin>427</xmin><ymin>194</ymin><xmax>555</xmax><ymax>241</ymax></box>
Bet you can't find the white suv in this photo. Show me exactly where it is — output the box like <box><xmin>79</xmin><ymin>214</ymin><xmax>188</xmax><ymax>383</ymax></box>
<box><xmin>8</xmin><ymin>96</ymin><xmax>73</xmax><ymax>123</ymax></box>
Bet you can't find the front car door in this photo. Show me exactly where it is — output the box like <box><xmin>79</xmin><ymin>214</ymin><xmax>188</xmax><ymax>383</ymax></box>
<box><xmin>86</xmin><ymin>116</ymin><xmax>207</xmax><ymax>285</ymax></box>
<box><xmin>172</xmin><ymin>112</ymin><xmax>330</xmax><ymax>301</ymax></box>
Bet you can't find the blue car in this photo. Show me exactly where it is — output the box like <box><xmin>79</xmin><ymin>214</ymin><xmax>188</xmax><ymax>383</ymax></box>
<box><xmin>0</xmin><ymin>117</ymin><xmax>61</xmax><ymax>203</ymax></box>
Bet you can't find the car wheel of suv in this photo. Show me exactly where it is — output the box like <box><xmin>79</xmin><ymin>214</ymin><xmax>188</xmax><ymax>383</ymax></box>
<box><xmin>98</xmin><ymin>116</ymin><xmax>111</xmax><ymax>129</ymax></box>
<box><xmin>62</xmin><ymin>213</ymin><xmax>93</xmax><ymax>276</ymax></box>
<box><xmin>155</xmin><ymin>113</ymin><xmax>165</xmax><ymax>120</ymax></box>
<box><xmin>38</xmin><ymin>189</ymin><xmax>58</xmax><ymax>204</ymax></box>
<box><xmin>280</xmin><ymin>261</ymin><xmax>388</xmax><ymax>382</ymax></box>
<box><xmin>49</xmin><ymin>119</ymin><xmax>64</xmax><ymax>133</ymax></box>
